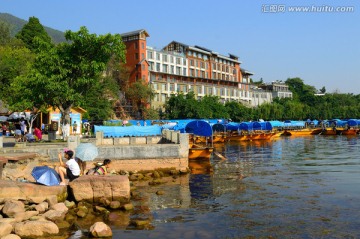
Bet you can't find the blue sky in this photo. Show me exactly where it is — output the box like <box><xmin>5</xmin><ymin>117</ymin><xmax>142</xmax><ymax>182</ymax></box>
<box><xmin>1</xmin><ymin>0</ymin><xmax>359</xmax><ymax>94</ymax></box>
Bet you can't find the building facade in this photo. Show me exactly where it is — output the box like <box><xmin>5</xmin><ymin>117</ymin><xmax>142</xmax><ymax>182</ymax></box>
<box><xmin>121</xmin><ymin>29</ymin><xmax>290</xmax><ymax>112</ymax></box>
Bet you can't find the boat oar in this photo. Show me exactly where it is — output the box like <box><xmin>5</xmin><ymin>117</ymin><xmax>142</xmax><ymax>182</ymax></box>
<box><xmin>214</xmin><ymin>151</ymin><xmax>227</xmax><ymax>160</ymax></box>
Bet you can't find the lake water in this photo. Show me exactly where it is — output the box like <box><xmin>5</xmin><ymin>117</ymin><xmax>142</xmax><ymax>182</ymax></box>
<box><xmin>72</xmin><ymin>135</ymin><xmax>360</xmax><ymax>239</ymax></box>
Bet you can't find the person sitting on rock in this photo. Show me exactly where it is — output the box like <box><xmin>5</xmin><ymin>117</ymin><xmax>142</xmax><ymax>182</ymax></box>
<box><xmin>86</xmin><ymin>159</ymin><xmax>111</xmax><ymax>175</ymax></box>
<box><xmin>56</xmin><ymin>149</ymin><xmax>80</xmax><ymax>185</ymax></box>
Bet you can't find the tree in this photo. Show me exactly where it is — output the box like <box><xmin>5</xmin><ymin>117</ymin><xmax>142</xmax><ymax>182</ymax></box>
<box><xmin>10</xmin><ymin>26</ymin><xmax>126</xmax><ymax>138</ymax></box>
<box><xmin>125</xmin><ymin>79</ymin><xmax>154</xmax><ymax>119</ymax></box>
<box><xmin>15</xmin><ymin>17</ymin><xmax>52</xmax><ymax>51</ymax></box>
<box><xmin>0</xmin><ymin>46</ymin><xmax>34</xmax><ymax>97</ymax></box>
<box><xmin>0</xmin><ymin>20</ymin><xmax>11</xmax><ymax>45</ymax></box>
<box><xmin>320</xmin><ymin>86</ymin><xmax>326</xmax><ymax>94</ymax></box>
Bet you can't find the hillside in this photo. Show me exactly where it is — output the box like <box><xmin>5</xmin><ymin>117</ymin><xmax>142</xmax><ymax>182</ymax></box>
<box><xmin>0</xmin><ymin>13</ymin><xmax>66</xmax><ymax>43</ymax></box>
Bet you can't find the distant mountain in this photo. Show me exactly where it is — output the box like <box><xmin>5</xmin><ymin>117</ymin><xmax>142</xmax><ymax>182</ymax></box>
<box><xmin>0</xmin><ymin>13</ymin><xmax>66</xmax><ymax>43</ymax></box>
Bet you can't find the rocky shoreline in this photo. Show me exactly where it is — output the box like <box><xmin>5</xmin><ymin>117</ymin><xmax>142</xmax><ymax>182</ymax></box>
<box><xmin>0</xmin><ymin>166</ymin><xmax>190</xmax><ymax>238</ymax></box>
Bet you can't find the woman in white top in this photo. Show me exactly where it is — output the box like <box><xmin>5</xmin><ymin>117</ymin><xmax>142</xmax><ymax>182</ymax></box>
<box><xmin>56</xmin><ymin>149</ymin><xmax>80</xmax><ymax>185</ymax></box>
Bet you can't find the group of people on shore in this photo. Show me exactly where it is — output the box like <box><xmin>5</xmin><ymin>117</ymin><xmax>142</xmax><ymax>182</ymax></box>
<box><xmin>56</xmin><ymin>148</ymin><xmax>112</xmax><ymax>186</ymax></box>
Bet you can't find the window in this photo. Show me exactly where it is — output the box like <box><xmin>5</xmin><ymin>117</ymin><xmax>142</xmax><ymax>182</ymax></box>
<box><xmin>163</xmin><ymin>55</ymin><xmax>168</xmax><ymax>62</ymax></box>
<box><xmin>176</xmin><ymin>67</ymin><xmax>181</xmax><ymax>75</ymax></box>
<box><xmin>208</xmin><ymin>87</ymin><xmax>213</xmax><ymax>95</ymax></box>
<box><xmin>200</xmin><ymin>62</ymin><xmax>204</xmax><ymax>69</ymax></box>
<box><xmin>141</xmin><ymin>42</ymin><xmax>145</xmax><ymax>49</ymax></box>
<box><xmin>163</xmin><ymin>64</ymin><xmax>168</xmax><ymax>73</ymax></box>
<box><xmin>170</xmin><ymin>56</ymin><xmax>174</xmax><ymax>63</ymax></box>
<box><xmin>190</xmin><ymin>59</ymin><xmax>194</xmax><ymax>66</ymax></box>
<box><xmin>153</xmin><ymin>83</ymin><xmax>158</xmax><ymax>90</ymax></box>
<box><xmin>177</xmin><ymin>85</ymin><xmax>181</xmax><ymax>91</ymax></box>
<box><xmin>156</xmin><ymin>53</ymin><xmax>160</xmax><ymax>60</ymax></box>
<box><xmin>142</xmin><ymin>64</ymin><xmax>145</xmax><ymax>70</ymax></box>
<box><xmin>170</xmin><ymin>84</ymin><xmax>175</xmax><ymax>91</ymax></box>
<box><xmin>149</xmin><ymin>62</ymin><xmax>154</xmax><ymax>70</ymax></box>
<box><xmin>154</xmin><ymin>94</ymin><xmax>159</xmax><ymax>102</ymax></box>
<box><xmin>183</xmin><ymin>59</ymin><xmax>186</xmax><ymax>65</ymax></box>
<box><xmin>135</xmin><ymin>42</ymin><xmax>138</xmax><ymax>49</ymax></box>
<box><xmin>176</xmin><ymin>58</ymin><xmax>181</xmax><ymax>64</ymax></box>
<box><xmin>171</xmin><ymin>66</ymin><xmax>174</xmax><ymax>74</ymax></box>
<box><xmin>197</xmin><ymin>86</ymin><xmax>202</xmax><ymax>94</ymax></box>
<box><xmin>148</xmin><ymin>51</ymin><xmax>153</xmax><ymax>59</ymax></box>
<box><xmin>141</xmin><ymin>53</ymin><xmax>144</xmax><ymax>59</ymax></box>
<box><xmin>135</xmin><ymin>53</ymin><xmax>139</xmax><ymax>59</ymax></box>
<box><xmin>183</xmin><ymin>85</ymin><xmax>187</xmax><ymax>92</ymax></box>
<box><xmin>161</xmin><ymin>94</ymin><xmax>166</xmax><ymax>102</ymax></box>
<box><xmin>183</xmin><ymin>68</ymin><xmax>187</xmax><ymax>75</ymax></box>
<box><xmin>212</xmin><ymin>63</ymin><xmax>216</xmax><ymax>70</ymax></box>
<box><xmin>190</xmin><ymin>69</ymin><xmax>195</xmax><ymax>77</ymax></box>
<box><xmin>156</xmin><ymin>63</ymin><xmax>160</xmax><ymax>71</ymax></box>
<box><xmin>161</xmin><ymin>84</ymin><xmax>167</xmax><ymax>91</ymax></box>
<box><xmin>201</xmin><ymin>71</ymin><xmax>205</xmax><ymax>78</ymax></box>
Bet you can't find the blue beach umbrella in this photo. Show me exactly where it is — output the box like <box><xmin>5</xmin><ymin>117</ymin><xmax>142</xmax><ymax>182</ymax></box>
<box><xmin>31</xmin><ymin>166</ymin><xmax>61</xmax><ymax>186</ymax></box>
<box><xmin>75</xmin><ymin>143</ymin><xmax>99</xmax><ymax>161</ymax></box>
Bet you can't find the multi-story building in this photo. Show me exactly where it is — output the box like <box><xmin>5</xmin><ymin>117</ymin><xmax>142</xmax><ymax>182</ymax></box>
<box><xmin>121</xmin><ymin>29</ymin><xmax>253</xmax><ymax>111</ymax></box>
<box><xmin>259</xmin><ymin>80</ymin><xmax>293</xmax><ymax>99</ymax></box>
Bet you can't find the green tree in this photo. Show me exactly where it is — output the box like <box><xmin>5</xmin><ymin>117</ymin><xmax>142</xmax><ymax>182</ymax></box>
<box><xmin>199</xmin><ymin>95</ymin><xmax>229</xmax><ymax>119</ymax></box>
<box><xmin>0</xmin><ymin>20</ymin><xmax>11</xmax><ymax>45</ymax></box>
<box><xmin>9</xmin><ymin>26</ymin><xmax>126</xmax><ymax>137</ymax></box>
<box><xmin>15</xmin><ymin>16</ymin><xmax>52</xmax><ymax>50</ymax></box>
<box><xmin>0</xmin><ymin>45</ymin><xmax>34</xmax><ymax>98</ymax></box>
<box><xmin>125</xmin><ymin>79</ymin><xmax>154</xmax><ymax>119</ymax></box>
<box><xmin>225</xmin><ymin>101</ymin><xmax>252</xmax><ymax>122</ymax></box>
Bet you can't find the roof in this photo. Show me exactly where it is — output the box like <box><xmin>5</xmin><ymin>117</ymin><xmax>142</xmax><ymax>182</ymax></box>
<box><xmin>120</xmin><ymin>29</ymin><xmax>150</xmax><ymax>38</ymax></box>
<box><xmin>241</xmin><ymin>68</ymin><xmax>254</xmax><ymax>75</ymax></box>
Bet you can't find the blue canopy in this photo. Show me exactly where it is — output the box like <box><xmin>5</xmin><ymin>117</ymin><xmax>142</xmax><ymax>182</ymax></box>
<box><xmin>347</xmin><ymin>119</ymin><xmax>360</xmax><ymax>127</ymax></box>
<box><xmin>185</xmin><ymin>120</ymin><xmax>213</xmax><ymax>137</ymax></box>
<box><xmin>94</xmin><ymin>125</ymin><xmax>162</xmax><ymax>137</ymax></box>
<box><xmin>258</xmin><ymin>121</ymin><xmax>273</xmax><ymax>131</ymax></box>
<box><xmin>269</xmin><ymin>121</ymin><xmax>285</xmax><ymax>128</ymax></box>
<box><xmin>239</xmin><ymin>122</ymin><xmax>253</xmax><ymax>131</ymax></box>
<box><xmin>225</xmin><ymin>122</ymin><xmax>240</xmax><ymax>131</ymax></box>
<box><xmin>212</xmin><ymin>123</ymin><xmax>226</xmax><ymax>132</ymax></box>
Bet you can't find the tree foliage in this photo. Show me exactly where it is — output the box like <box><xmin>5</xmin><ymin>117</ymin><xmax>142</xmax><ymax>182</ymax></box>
<box><xmin>9</xmin><ymin>26</ymin><xmax>126</xmax><ymax>127</ymax></box>
<box><xmin>125</xmin><ymin>79</ymin><xmax>154</xmax><ymax>119</ymax></box>
<box><xmin>15</xmin><ymin>17</ymin><xmax>52</xmax><ymax>50</ymax></box>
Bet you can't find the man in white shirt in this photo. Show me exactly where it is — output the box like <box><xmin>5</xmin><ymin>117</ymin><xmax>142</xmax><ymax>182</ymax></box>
<box><xmin>56</xmin><ymin>149</ymin><xmax>80</xmax><ymax>185</ymax></box>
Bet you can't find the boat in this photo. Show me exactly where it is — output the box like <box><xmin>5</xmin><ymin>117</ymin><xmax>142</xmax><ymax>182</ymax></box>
<box><xmin>188</xmin><ymin>144</ymin><xmax>214</xmax><ymax>160</ymax></box>
<box><xmin>185</xmin><ymin>120</ymin><xmax>214</xmax><ymax>160</ymax></box>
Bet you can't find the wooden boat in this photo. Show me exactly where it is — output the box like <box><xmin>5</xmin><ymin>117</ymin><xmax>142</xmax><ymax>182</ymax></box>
<box><xmin>281</xmin><ymin>128</ymin><xmax>322</xmax><ymax>136</ymax></box>
<box><xmin>337</xmin><ymin>128</ymin><xmax>358</xmax><ymax>135</ymax></box>
<box><xmin>188</xmin><ymin>144</ymin><xmax>214</xmax><ymax>160</ymax></box>
<box><xmin>186</xmin><ymin>120</ymin><xmax>214</xmax><ymax>160</ymax></box>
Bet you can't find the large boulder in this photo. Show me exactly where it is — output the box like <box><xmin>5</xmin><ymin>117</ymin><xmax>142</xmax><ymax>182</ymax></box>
<box><xmin>0</xmin><ymin>222</ymin><xmax>13</xmax><ymax>238</ymax></box>
<box><xmin>14</xmin><ymin>220</ymin><xmax>59</xmax><ymax>237</ymax></box>
<box><xmin>68</xmin><ymin>175</ymin><xmax>130</xmax><ymax>203</ymax></box>
<box><xmin>2</xmin><ymin>200</ymin><xmax>25</xmax><ymax>217</ymax></box>
<box><xmin>0</xmin><ymin>180</ymin><xmax>67</xmax><ymax>202</ymax></box>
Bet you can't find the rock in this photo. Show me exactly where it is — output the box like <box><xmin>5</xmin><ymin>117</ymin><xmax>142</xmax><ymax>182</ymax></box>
<box><xmin>51</xmin><ymin>202</ymin><xmax>68</xmax><ymax>214</ymax></box>
<box><xmin>34</xmin><ymin>202</ymin><xmax>49</xmax><ymax>213</ymax></box>
<box><xmin>0</xmin><ymin>219</ymin><xmax>16</xmax><ymax>224</ymax></box>
<box><xmin>64</xmin><ymin>200</ymin><xmax>76</xmax><ymax>209</ymax></box>
<box><xmin>13</xmin><ymin>211</ymin><xmax>39</xmax><ymax>222</ymax></box>
<box><xmin>131</xmin><ymin>219</ymin><xmax>150</xmax><ymax>227</ymax></box>
<box><xmin>94</xmin><ymin>206</ymin><xmax>108</xmax><ymax>213</ymax></box>
<box><xmin>109</xmin><ymin>201</ymin><xmax>121</xmax><ymax>209</ymax></box>
<box><xmin>14</xmin><ymin>220</ymin><xmax>59</xmax><ymax>237</ymax></box>
<box><xmin>122</xmin><ymin>203</ymin><xmax>134</xmax><ymax>211</ymax></box>
<box><xmin>0</xmin><ymin>180</ymin><xmax>66</xmax><ymax>202</ymax></box>
<box><xmin>55</xmin><ymin>220</ymin><xmax>71</xmax><ymax>229</ymax></box>
<box><xmin>1</xmin><ymin>234</ymin><xmax>21</xmax><ymax>239</ymax></box>
<box><xmin>76</xmin><ymin>209</ymin><xmax>87</xmax><ymax>218</ymax></box>
<box><xmin>68</xmin><ymin>175</ymin><xmax>130</xmax><ymax>203</ymax></box>
<box><xmin>156</xmin><ymin>190</ymin><xmax>165</xmax><ymax>195</ymax></box>
<box><xmin>42</xmin><ymin>209</ymin><xmax>66</xmax><ymax>222</ymax></box>
<box><xmin>2</xmin><ymin>200</ymin><xmax>25</xmax><ymax>217</ymax></box>
<box><xmin>89</xmin><ymin>222</ymin><xmax>112</xmax><ymax>238</ymax></box>
<box><xmin>153</xmin><ymin>171</ymin><xmax>161</xmax><ymax>178</ymax></box>
<box><xmin>26</xmin><ymin>196</ymin><xmax>45</xmax><ymax>204</ymax></box>
<box><xmin>46</xmin><ymin>195</ymin><xmax>58</xmax><ymax>207</ymax></box>
<box><xmin>0</xmin><ymin>222</ymin><xmax>13</xmax><ymax>238</ymax></box>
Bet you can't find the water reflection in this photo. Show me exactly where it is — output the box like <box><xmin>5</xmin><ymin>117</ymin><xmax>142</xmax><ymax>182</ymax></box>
<box><xmin>110</xmin><ymin>136</ymin><xmax>360</xmax><ymax>239</ymax></box>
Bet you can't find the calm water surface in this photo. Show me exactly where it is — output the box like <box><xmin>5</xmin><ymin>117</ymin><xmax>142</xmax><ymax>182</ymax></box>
<box><xmin>72</xmin><ymin>136</ymin><xmax>360</xmax><ymax>239</ymax></box>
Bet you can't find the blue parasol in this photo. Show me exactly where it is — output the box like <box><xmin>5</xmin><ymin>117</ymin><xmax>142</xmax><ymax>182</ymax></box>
<box><xmin>75</xmin><ymin>143</ymin><xmax>99</xmax><ymax>161</ymax></box>
<box><xmin>31</xmin><ymin>166</ymin><xmax>60</xmax><ymax>186</ymax></box>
